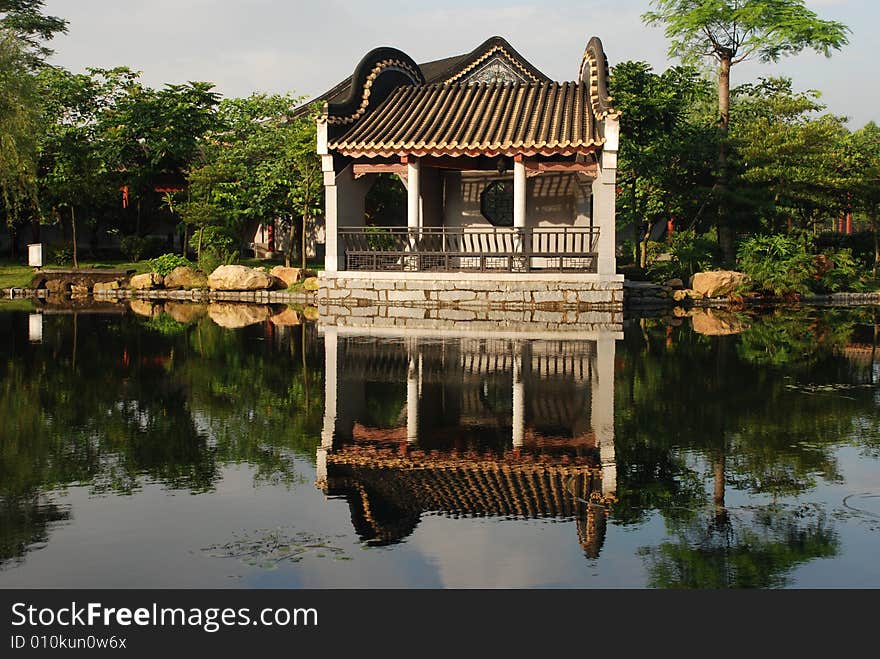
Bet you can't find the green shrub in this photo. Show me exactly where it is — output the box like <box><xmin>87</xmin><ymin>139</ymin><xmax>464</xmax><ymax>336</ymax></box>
<box><xmin>645</xmin><ymin>231</ymin><xmax>721</xmax><ymax>283</ymax></box>
<box><xmin>816</xmin><ymin>248</ymin><xmax>867</xmax><ymax>293</ymax></box>
<box><xmin>120</xmin><ymin>235</ymin><xmax>165</xmax><ymax>262</ymax></box>
<box><xmin>48</xmin><ymin>243</ymin><xmax>73</xmax><ymax>266</ymax></box>
<box><xmin>736</xmin><ymin>234</ymin><xmax>816</xmax><ymax>296</ymax></box>
<box><xmin>149</xmin><ymin>253</ymin><xmax>194</xmax><ymax>276</ymax></box>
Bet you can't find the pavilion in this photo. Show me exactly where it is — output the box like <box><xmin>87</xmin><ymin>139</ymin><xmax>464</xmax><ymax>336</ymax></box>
<box><xmin>314</xmin><ymin>36</ymin><xmax>623</xmax><ymax>308</ymax></box>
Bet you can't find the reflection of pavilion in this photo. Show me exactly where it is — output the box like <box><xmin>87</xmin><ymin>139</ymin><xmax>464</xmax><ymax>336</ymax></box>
<box><xmin>317</xmin><ymin>327</ymin><xmax>619</xmax><ymax>558</ymax></box>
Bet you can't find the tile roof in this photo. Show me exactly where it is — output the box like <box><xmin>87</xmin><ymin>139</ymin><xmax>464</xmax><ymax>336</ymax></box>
<box><xmin>327</xmin><ymin>81</ymin><xmax>601</xmax><ymax>158</ymax></box>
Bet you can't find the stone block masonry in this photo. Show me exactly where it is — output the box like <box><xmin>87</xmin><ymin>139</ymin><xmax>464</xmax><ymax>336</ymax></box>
<box><xmin>317</xmin><ymin>274</ymin><xmax>624</xmax><ymax>310</ymax></box>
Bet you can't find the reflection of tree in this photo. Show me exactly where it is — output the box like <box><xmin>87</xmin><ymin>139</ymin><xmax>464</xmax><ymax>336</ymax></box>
<box><xmin>0</xmin><ymin>496</ymin><xmax>70</xmax><ymax>569</ymax></box>
<box><xmin>640</xmin><ymin>506</ymin><xmax>838</xmax><ymax>588</ymax></box>
<box><xmin>0</xmin><ymin>308</ymin><xmax>324</xmax><ymax>563</ymax></box>
<box><xmin>617</xmin><ymin>308</ymin><xmax>875</xmax><ymax>586</ymax></box>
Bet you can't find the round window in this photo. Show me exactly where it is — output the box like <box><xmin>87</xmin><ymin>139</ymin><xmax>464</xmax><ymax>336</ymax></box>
<box><xmin>480</xmin><ymin>180</ymin><xmax>514</xmax><ymax>227</ymax></box>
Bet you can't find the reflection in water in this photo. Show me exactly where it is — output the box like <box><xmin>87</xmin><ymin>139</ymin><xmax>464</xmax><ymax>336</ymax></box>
<box><xmin>317</xmin><ymin>328</ymin><xmax>620</xmax><ymax>557</ymax></box>
<box><xmin>1</xmin><ymin>302</ymin><xmax>879</xmax><ymax>587</ymax></box>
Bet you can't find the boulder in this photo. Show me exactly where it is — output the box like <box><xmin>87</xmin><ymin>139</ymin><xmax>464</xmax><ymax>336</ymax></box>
<box><xmin>208</xmin><ymin>265</ymin><xmax>276</xmax><ymax>291</ymax></box>
<box><xmin>302</xmin><ymin>276</ymin><xmax>319</xmax><ymax>291</ymax></box>
<box><xmin>665</xmin><ymin>278</ymin><xmax>684</xmax><ymax>289</ymax></box>
<box><xmin>690</xmin><ymin>309</ymin><xmax>749</xmax><ymax>336</ymax></box>
<box><xmin>129</xmin><ymin>299</ymin><xmax>163</xmax><ymax>317</ymax></box>
<box><xmin>269</xmin><ymin>307</ymin><xmax>301</xmax><ymax>326</ymax></box>
<box><xmin>164</xmin><ymin>266</ymin><xmax>208</xmax><ymax>290</ymax></box>
<box><xmin>70</xmin><ymin>284</ymin><xmax>90</xmax><ymax>296</ymax></box>
<box><xmin>208</xmin><ymin>303</ymin><xmax>272</xmax><ymax>328</ymax></box>
<box><xmin>672</xmin><ymin>288</ymin><xmax>704</xmax><ymax>302</ymax></box>
<box><xmin>689</xmin><ymin>270</ymin><xmax>747</xmax><ymax>298</ymax></box>
<box><xmin>93</xmin><ymin>280</ymin><xmax>121</xmax><ymax>293</ymax></box>
<box><xmin>165</xmin><ymin>302</ymin><xmax>207</xmax><ymax>324</ymax></box>
<box><xmin>269</xmin><ymin>266</ymin><xmax>316</xmax><ymax>287</ymax></box>
<box><xmin>130</xmin><ymin>272</ymin><xmax>164</xmax><ymax>290</ymax></box>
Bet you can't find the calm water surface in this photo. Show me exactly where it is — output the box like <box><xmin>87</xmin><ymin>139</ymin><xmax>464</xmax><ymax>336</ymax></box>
<box><xmin>1</xmin><ymin>301</ymin><xmax>879</xmax><ymax>588</ymax></box>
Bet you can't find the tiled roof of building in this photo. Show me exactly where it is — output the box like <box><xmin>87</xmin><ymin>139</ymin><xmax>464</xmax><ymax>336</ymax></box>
<box><xmin>297</xmin><ymin>36</ymin><xmax>550</xmax><ymax>114</ymax></box>
<box><xmin>327</xmin><ymin>81</ymin><xmax>601</xmax><ymax>158</ymax></box>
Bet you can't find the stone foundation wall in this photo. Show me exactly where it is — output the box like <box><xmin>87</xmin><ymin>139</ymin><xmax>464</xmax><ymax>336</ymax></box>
<box><xmin>317</xmin><ymin>275</ymin><xmax>624</xmax><ymax>309</ymax></box>
<box><xmin>319</xmin><ymin>303</ymin><xmax>623</xmax><ymax>335</ymax></box>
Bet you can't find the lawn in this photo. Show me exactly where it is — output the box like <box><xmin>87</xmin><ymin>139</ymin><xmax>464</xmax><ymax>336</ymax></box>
<box><xmin>0</xmin><ymin>261</ymin><xmax>36</xmax><ymax>288</ymax></box>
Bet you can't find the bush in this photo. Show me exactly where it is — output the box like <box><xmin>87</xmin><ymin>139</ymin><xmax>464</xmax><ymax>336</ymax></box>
<box><xmin>48</xmin><ymin>243</ymin><xmax>73</xmax><ymax>266</ymax></box>
<box><xmin>149</xmin><ymin>253</ymin><xmax>194</xmax><ymax>276</ymax></box>
<box><xmin>189</xmin><ymin>226</ymin><xmax>238</xmax><ymax>273</ymax></box>
<box><xmin>737</xmin><ymin>234</ymin><xmax>816</xmax><ymax>296</ymax></box>
<box><xmin>645</xmin><ymin>231</ymin><xmax>721</xmax><ymax>283</ymax></box>
<box><xmin>120</xmin><ymin>235</ymin><xmax>165</xmax><ymax>262</ymax></box>
<box><xmin>737</xmin><ymin>233</ymin><xmax>866</xmax><ymax>296</ymax></box>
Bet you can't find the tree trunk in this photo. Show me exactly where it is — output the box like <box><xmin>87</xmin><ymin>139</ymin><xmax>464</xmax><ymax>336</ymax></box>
<box><xmin>196</xmin><ymin>228</ymin><xmax>203</xmax><ymax>266</ymax></box>
<box><xmin>284</xmin><ymin>219</ymin><xmax>293</xmax><ymax>268</ymax></box>
<box><xmin>70</xmin><ymin>206</ymin><xmax>78</xmax><ymax>268</ymax></box>
<box><xmin>632</xmin><ymin>180</ymin><xmax>640</xmax><ymax>268</ymax></box>
<box><xmin>872</xmin><ymin>206</ymin><xmax>878</xmax><ymax>281</ymax></box>
<box><xmin>716</xmin><ymin>55</ymin><xmax>735</xmax><ymax>265</ymax></box>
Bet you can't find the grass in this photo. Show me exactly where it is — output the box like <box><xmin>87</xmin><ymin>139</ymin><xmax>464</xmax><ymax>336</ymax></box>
<box><xmin>0</xmin><ymin>261</ymin><xmax>36</xmax><ymax>288</ymax></box>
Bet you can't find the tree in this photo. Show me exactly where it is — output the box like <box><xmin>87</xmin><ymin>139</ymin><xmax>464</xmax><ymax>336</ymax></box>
<box><xmin>0</xmin><ymin>0</ymin><xmax>67</xmax><ymax>67</ymax></box>
<box><xmin>643</xmin><ymin>0</ymin><xmax>850</xmax><ymax>262</ymax></box>
<box><xmin>730</xmin><ymin>78</ymin><xmax>852</xmax><ymax>235</ymax></box>
<box><xmin>0</xmin><ymin>30</ymin><xmax>41</xmax><ymax>255</ymax></box>
<box><xmin>182</xmin><ymin>94</ymin><xmax>322</xmax><ymax>269</ymax></box>
<box><xmin>37</xmin><ymin>67</ymin><xmax>108</xmax><ymax>267</ymax></box>
<box><xmin>610</xmin><ymin>61</ymin><xmax>716</xmax><ymax>268</ymax></box>
<box><xmin>850</xmin><ymin>122</ymin><xmax>880</xmax><ymax>278</ymax></box>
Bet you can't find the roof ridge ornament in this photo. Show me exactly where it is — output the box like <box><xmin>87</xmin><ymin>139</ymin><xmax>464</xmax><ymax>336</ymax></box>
<box><xmin>320</xmin><ymin>47</ymin><xmax>425</xmax><ymax>127</ymax></box>
<box><xmin>578</xmin><ymin>36</ymin><xmax>620</xmax><ymax>121</ymax></box>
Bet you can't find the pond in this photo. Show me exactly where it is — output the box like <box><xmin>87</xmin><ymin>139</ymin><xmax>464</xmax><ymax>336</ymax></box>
<box><xmin>0</xmin><ymin>301</ymin><xmax>878</xmax><ymax>588</ymax></box>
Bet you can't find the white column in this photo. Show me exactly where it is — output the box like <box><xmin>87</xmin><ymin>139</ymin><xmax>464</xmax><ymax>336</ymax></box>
<box><xmin>592</xmin><ymin>117</ymin><xmax>618</xmax><ymax>277</ymax></box>
<box><xmin>407</xmin><ymin>158</ymin><xmax>421</xmax><ymax>229</ymax></box>
<box><xmin>512</xmin><ymin>344</ymin><xmax>525</xmax><ymax>449</ymax></box>
<box><xmin>513</xmin><ymin>158</ymin><xmax>526</xmax><ymax>229</ymax></box>
<box><xmin>317</xmin><ymin>328</ymin><xmax>338</xmax><ymax>484</ymax></box>
<box><xmin>591</xmin><ymin>333</ymin><xmax>617</xmax><ymax>497</ymax></box>
<box><xmin>406</xmin><ymin>353</ymin><xmax>420</xmax><ymax>444</ymax></box>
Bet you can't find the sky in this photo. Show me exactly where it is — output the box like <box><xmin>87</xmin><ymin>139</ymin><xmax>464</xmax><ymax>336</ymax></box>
<box><xmin>40</xmin><ymin>0</ymin><xmax>877</xmax><ymax>128</ymax></box>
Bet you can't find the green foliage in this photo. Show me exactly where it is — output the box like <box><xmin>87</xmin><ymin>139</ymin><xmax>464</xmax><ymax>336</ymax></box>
<box><xmin>737</xmin><ymin>233</ymin><xmax>865</xmax><ymax>295</ymax></box>
<box><xmin>0</xmin><ymin>31</ymin><xmax>40</xmax><ymax>227</ymax></box>
<box><xmin>646</xmin><ymin>230</ymin><xmax>721</xmax><ymax>282</ymax></box>
<box><xmin>0</xmin><ymin>0</ymin><xmax>68</xmax><ymax>67</ymax></box>
<box><xmin>181</xmin><ymin>94</ymin><xmax>322</xmax><ymax>269</ymax></box>
<box><xmin>643</xmin><ymin>1</ymin><xmax>850</xmax><ymax>66</ymax></box>
<box><xmin>120</xmin><ymin>235</ymin><xmax>164</xmax><ymax>262</ymax></box>
<box><xmin>149</xmin><ymin>253</ymin><xmax>193</xmax><ymax>276</ymax></box>
<box><xmin>737</xmin><ymin>233</ymin><xmax>816</xmax><ymax>296</ymax></box>
<box><xmin>47</xmin><ymin>241</ymin><xmax>71</xmax><ymax>265</ymax></box>
<box><xmin>144</xmin><ymin>313</ymin><xmax>188</xmax><ymax>336</ymax></box>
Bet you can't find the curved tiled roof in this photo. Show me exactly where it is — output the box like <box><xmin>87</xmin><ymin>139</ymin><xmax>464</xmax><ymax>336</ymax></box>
<box><xmin>327</xmin><ymin>81</ymin><xmax>601</xmax><ymax>158</ymax></box>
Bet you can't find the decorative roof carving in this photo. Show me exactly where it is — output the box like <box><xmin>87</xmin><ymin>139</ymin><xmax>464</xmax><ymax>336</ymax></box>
<box><xmin>578</xmin><ymin>36</ymin><xmax>619</xmax><ymax>120</ymax></box>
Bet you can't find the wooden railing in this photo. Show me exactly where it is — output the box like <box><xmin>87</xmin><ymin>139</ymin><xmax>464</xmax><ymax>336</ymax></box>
<box><xmin>339</xmin><ymin>226</ymin><xmax>599</xmax><ymax>273</ymax></box>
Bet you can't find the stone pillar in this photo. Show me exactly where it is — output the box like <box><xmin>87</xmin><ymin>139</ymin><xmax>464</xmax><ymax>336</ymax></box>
<box><xmin>513</xmin><ymin>157</ymin><xmax>526</xmax><ymax>229</ymax></box>
<box><xmin>407</xmin><ymin>157</ymin><xmax>421</xmax><ymax>229</ymax></box>
<box><xmin>512</xmin><ymin>344</ymin><xmax>524</xmax><ymax>448</ymax></box>
<box><xmin>317</xmin><ymin>328</ymin><xmax>338</xmax><ymax>483</ymax></box>
<box><xmin>591</xmin><ymin>333</ymin><xmax>617</xmax><ymax>497</ymax></box>
<box><xmin>592</xmin><ymin>116</ymin><xmax>619</xmax><ymax>277</ymax></box>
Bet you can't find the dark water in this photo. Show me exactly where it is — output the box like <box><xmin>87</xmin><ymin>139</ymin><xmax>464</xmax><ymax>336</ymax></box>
<box><xmin>1</xmin><ymin>301</ymin><xmax>879</xmax><ymax>588</ymax></box>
